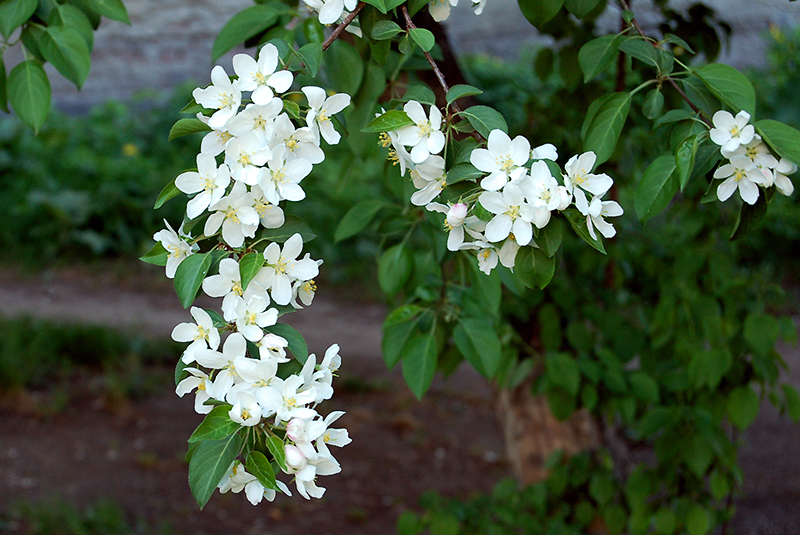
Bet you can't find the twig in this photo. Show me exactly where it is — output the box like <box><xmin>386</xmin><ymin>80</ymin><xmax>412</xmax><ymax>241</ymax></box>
<box><xmin>322</xmin><ymin>2</ymin><xmax>366</xmax><ymax>51</ymax></box>
<box><xmin>618</xmin><ymin>0</ymin><xmax>712</xmax><ymax>127</ymax></box>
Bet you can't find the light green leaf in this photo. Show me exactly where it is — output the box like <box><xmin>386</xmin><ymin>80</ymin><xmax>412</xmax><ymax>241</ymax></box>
<box><xmin>517</xmin><ymin>0</ymin><xmax>564</xmax><ymax>29</ymax></box>
<box><xmin>675</xmin><ymin>135</ymin><xmax>699</xmax><ymax>191</ymax></box>
<box><xmin>139</xmin><ymin>241</ymin><xmax>168</xmax><ymax>267</ymax></box>
<box><xmin>7</xmin><ymin>60</ymin><xmax>51</xmax><ymax>133</ymax></box>
<box><xmin>460</xmin><ymin>105</ymin><xmax>508</xmax><ymax>138</ymax></box>
<box><xmin>0</xmin><ymin>0</ymin><xmax>38</xmax><ymax>40</ymax></box>
<box><xmin>727</xmin><ymin>386</ymin><xmax>760</xmax><ymax>430</ymax></box>
<box><xmin>266</xmin><ymin>435</ymin><xmax>287</xmax><ymax>471</ymax></box>
<box><xmin>583</xmin><ymin>92</ymin><xmax>630</xmax><ymax>165</ymax></box>
<box><xmin>168</xmin><ymin>117</ymin><xmax>212</xmax><ymax>141</ymax></box>
<box><xmin>86</xmin><ymin>0</ymin><xmax>129</xmax><ymax>23</ymax></box>
<box><xmin>258</xmin><ymin>215</ymin><xmax>316</xmax><ymax>243</ymax></box>
<box><xmin>363</xmin><ymin>109</ymin><xmax>413</xmax><ymax>133</ymax></box>
<box><xmin>296</xmin><ymin>42</ymin><xmax>322</xmax><ymax>78</ymax></box>
<box><xmin>453</xmin><ymin>318</ymin><xmax>502</xmax><ymax>378</ymax></box>
<box><xmin>188</xmin><ymin>405</ymin><xmax>239</xmax><ymax>443</ymax></box>
<box><xmin>378</xmin><ymin>243</ymin><xmax>413</xmax><ymax>298</ymax></box>
<box><xmin>238</xmin><ymin>252</ymin><xmax>264</xmax><ymax>293</ymax></box>
<box><xmin>695</xmin><ymin>63</ymin><xmax>756</xmax><ymax>115</ymax></box>
<box><xmin>371</xmin><ymin>20</ymin><xmax>403</xmax><ymax>40</ymax></box>
<box><xmin>401</xmin><ymin>328</ymin><xmax>438</xmax><ymax>399</ymax></box>
<box><xmin>634</xmin><ymin>154</ymin><xmax>677</xmax><ymax>224</ymax></box>
<box><xmin>578</xmin><ymin>34</ymin><xmax>623</xmax><ymax>82</ymax></box>
<box><xmin>154</xmin><ymin>178</ymin><xmax>181</xmax><ymax>209</ymax></box>
<box><xmin>188</xmin><ymin>433</ymin><xmax>242</xmax><ymax>509</ymax></box>
<box><xmin>247</xmin><ymin>451</ymin><xmax>279</xmax><ymax>491</ymax></box>
<box><xmin>409</xmin><ymin>28</ymin><xmax>435</xmax><ymax>52</ymax></box>
<box><xmin>49</xmin><ymin>5</ymin><xmax>95</xmax><ymax>51</ymax></box>
<box><xmin>446</xmin><ymin>84</ymin><xmax>483</xmax><ymax>106</ymax></box>
<box><xmin>265</xmin><ymin>323</ymin><xmax>309</xmax><ymax>364</ymax></box>
<box><xmin>174</xmin><ymin>252</ymin><xmax>212</xmax><ymax>309</ymax></box>
<box><xmin>515</xmin><ymin>246</ymin><xmax>556</xmax><ymax>289</ymax></box>
<box><xmin>39</xmin><ymin>25</ymin><xmax>91</xmax><ymax>88</ymax></box>
<box><xmin>212</xmin><ymin>4</ymin><xmax>281</xmax><ymax>62</ymax></box>
<box><xmin>335</xmin><ymin>199</ymin><xmax>385</xmax><ymax>242</ymax></box>
<box><xmin>686</xmin><ymin>505</ymin><xmax>710</xmax><ymax>535</ymax></box>
<box><xmin>755</xmin><ymin>119</ymin><xmax>800</xmax><ymax>164</ymax></box>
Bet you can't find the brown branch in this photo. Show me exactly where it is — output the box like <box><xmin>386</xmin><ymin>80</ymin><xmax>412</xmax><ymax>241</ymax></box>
<box><xmin>322</xmin><ymin>2</ymin><xmax>366</xmax><ymax>51</ymax></box>
<box><xmin>618</xmin><ymin>0</ymin><xmax>712</xmax><ymax>127</ymax></box>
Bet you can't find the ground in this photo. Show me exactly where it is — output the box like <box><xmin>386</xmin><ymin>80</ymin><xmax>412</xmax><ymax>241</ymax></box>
<box><xmin>0</xmin><ymin>263</ymin><xmax>798</xmax><ymax>534</ymax></box>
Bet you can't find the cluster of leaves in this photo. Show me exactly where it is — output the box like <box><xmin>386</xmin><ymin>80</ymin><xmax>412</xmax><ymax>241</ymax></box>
<box><xmin>2</xmin><ymin>498</ymin><xmax>149</xmax><ymax>535</ymax></box>
<box><xmin>0</xmin><ymin>0</ymin><xmax>130</xmax><ymax>132</ymax></box>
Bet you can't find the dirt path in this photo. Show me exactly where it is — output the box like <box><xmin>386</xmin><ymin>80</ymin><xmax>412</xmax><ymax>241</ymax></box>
<box><xmin>0</xmin><ymin>263</ymin><xmax>798</xmax><ymax>533</ymax></box>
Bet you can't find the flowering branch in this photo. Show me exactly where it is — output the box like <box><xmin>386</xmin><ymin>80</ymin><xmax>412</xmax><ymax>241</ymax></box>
<box><xmin>401</xmin><ymin>7</ymin><xmax>456</xmax><ymax>110</ymax></box>
<box><xmin>322</xmin><ymin>2</ymin><xmax>367</xmax><ymax>51</ymax></box>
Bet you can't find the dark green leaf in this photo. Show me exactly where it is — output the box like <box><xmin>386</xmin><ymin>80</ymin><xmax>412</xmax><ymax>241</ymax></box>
<box><xmin>265</xmin><ymin>323</ymin><xmax>309</xmax><ymax>364</ymax></box>
<box><xmin>583</xmin><ymin>92</ymin><xmax>630</xmax><ymax>165</ymax></box>
<box><xmin>409</xmin><ymin>28</ymin><xmax>434</xmax><ymax>52</ymax></box>
<box><xmin>563</xmin><ymin>209</ymin><xmax>606</xmax><ymax>254</ymax></box>
<box><xmin>49</xmin><ymin>5</ymin><xmax>94</xmax><ymax>51</ymax></box>
<box><xmin>564</xmin><ymin>0</ymin><xmax>601</xmax><ymax>17</ymax></box>
<box><xmin>446</xmin><ymin>84</ymin><xmax>483</xmax><ymax>106</ymax></box>
<box><xmin>7</xmin><ymin>60</ymin><xmax>50</xmax><ymax>133</ymax></box>
<box><xmin>517</xmin><ymin>0</ymin><xmax>564</xmax><ymax>29</ymax></box>
<box><xmin>382</xmin><ymin>305</ymin><xmax>423</xmax><ymax>368</ymax></box>
<box><xmin>0</xmin><ymin>0</ymin><xmax>38</xmax><ymax>40</ymax></box>
<box><xmin>538</xmin><ymin>217</ymin><xmax>563</xmax><ymax>257</ymax></box>
<box><xmin>188</xmin><ymin>405</ymin><xmax>239</xmax><ymax>443</ymax></box>
<box><xmin>139</xmin><ymin>241</ymin><xmax>168</xmax><ymax>267</ymax></box>
<box><xmin>453</xmin><ymin>318</ymin><xmax>502</xmax><ymax>378</ymax></box>
<box><xmin>188</xmin><ymin>433</ymin><xmax>242</xmax><ymax>509</ymax></box>
<box><xmin>634</xmin><ymin>154</ymin><xmax>677</xmax><ymax>223</ymax></box>
<box><xmin>212</xmin><ymin>4</ymin><xmax>281</xmax><ymax>62</ymax></box>
<box><xmin>326</xmin><ymin>40</ymin><xmax>363</xmax><ymax>95</ymax></box>
<box><xmin>675</xmin><ymin>135</ymin><xmax>699</xmax><ymax>190</ymax></box>
<box><xmin>686</xmin><ymin>505</ymin><xmax>710</xmax><ymax>535</ymax></box>
<box><xmin>401</xmin><ymin>327</ymin><xmax>438</xmax><ymax>399</ymax></box>
<box><xmin>247</xmin><ymin>451</ymin><xmax>279</xmax><ymax>491</ymax></box>
<box><xmin>174</xmin><ymin>252</ymin><xmax>212</xmax><ymax>309</ymax></box>
<box><xmin>154</xmin><ymin>178</ymin><xmax>181</xmax><ymax>209</ymax></box>
<box><xmin>398</xmin><ymin>84</ymin><xmax>436</xmax><ymax>105</ymax></box>
<box><xmin>642</xmin><ymin>88</ymin><xmax>664</xmax><ymax>120</ymax></box>
<box><xmin>378</xmin><ymin>243</ymin><xmax>413</xmax><ymax>297</ymax></box>
<box><xmin>445</xmin><ymin>162</ymin><xmax>482</xmax><ymax>184</ymax></box>
<box><xmin>755</xmin><ymin>119</ymin><xmax>800</xmax><ymax>164</ymax></box>
<box><xmin>297</xmin><ymin>42</ymin><xmax>322</xmax><ymax>78</ymax></box>
<box><xmin>743</xmin><ymin>312</ymin><xmax>779</xmax><ymax>358</ymax></box>
<box><xmin>619</xmin><ymin>38</ymin><xmax>660</xmax><ymax>68</ymax></box>
<box><xmin>335</xmin><ymin>199</ymin><xmax>385</xmax><ymax>242</ymax></box>
<box><xmin>515</xmin><ymin>246</ymin><xmax>556</xmax><ymax>289</ymax></box>
<box><xmin>629</xmin><ymin>372</ymin><xmax>659</xmax><ymax>404</ymax></box>
<box><xmin>578</xmin><ymin>34</ymin><xmax>623</xmax><ymax>82</ymax></box>
<box><xmin>663</xmin><ymin>33</ymin><xmax>695</xmax><ymax>54</ymax></box>
<box><xmin>653</xmin><ymin>108</ymin><xmax>693</xmax><ymax>129</ymax></box>
<box><xmin>258</xmin><ymin>215</ymin><xmax>316</xmax><ymax>243</ymax></box>
<box><xmin>363</xmin><ymin>109</ymin><xmax>413</xmax><ymax>133</ymax></box>
<box><xmin>547</xmin><ymin>353</ymin><xmax>580</xmax><ymax>395</ymax></box>
<box><xmin>782</xmin><ymin>384</ymin><xmax>800</xmax><ymax>423</ymax></box>
<box><xmin>371</xmin><ymin>20</ymin><xmax>403</xmax><ymax>40</ymax></box>
<box><xmin>730</xmin><ymin>187</ymin><xmax>771</xmax><ymax>241</ymax></box>
<box><xmin>175</xmin><ymin>357</ymin><xmax>189</xmax><ymax>386</ymax></box>
<box><xmin>39</xmin><ymin>25</ymin><xmax>91</xmax><ymax>88</ymax></box>
<box><xmin>238</xmin><ymin>252</ymin><xmax>264</xmax><ymax>293</ymax></box>
<box><xmin>695</xmin><ymin>63</ymin><xmax>756</xmax><ymax>115</ymax></box>
<box><xmin>0</xmin><ymin>57</ymin><xmax>8</xmax><ymax>113</ymax></box>
<box><xmin>460</xmin><ymin>105</ymin><xmax>508</xmax><ymax>138</ymax></box>
<box><xmin>87</xmin><ymin>0</ymin><xmax>129</xmax><ymax>23</ymax></box>
<box><xmin>168</xmin><ymin>117</ymin><xmax>212</xmax><ymax>141</ymax></box>
<box><xmin>726</xmin><ymin>386</ymin><xmax>759</xmax><ymax>430</ymax></box>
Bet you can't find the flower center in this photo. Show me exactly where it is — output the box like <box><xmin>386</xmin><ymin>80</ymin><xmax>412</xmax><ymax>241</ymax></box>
<box><xmin>417</xmin><ymin>121</ymin><xmax>432</xmax><ymax>136</ymax></box>
<box><xmin>730</xmin><ymin>126</ymin><xmax>741</xmax><ymax>137</ymax></box>
<box><xmin>224</xmin><ymin>207</ymin><xmax>241</xmax><ymax>223</ymax></box>
<box><xmin>219</xmin><ymin>93</ymin><xmax>235</xmax><ymax>109</ymax></box>
<box><xmin>504</xmin><ymin>205</ymin><xmax>521</xmax><ymax>220</ymax></box>
<box><xmin>287</xmin><ymin>138</ymin><xmax>299</xmax><ymax>151</ymax></box>
<box><xmin>238</xmin><ymin>153</ymin><xmax>252</xmax><ymax>167</ymax></box>
<box><xmin>195</xmin><ymin>326</ymin><xmax>209</xmax><ymax>341</ymax></box>
<box><xmin>497</xmin><ymin>155</ymin><xmax>515</xmax><ymax>173</ymax></box>
<box><xmin>203</xmin><ymin>176</ymin><xmax>217</xmax><ymax>193</ymax></box>
<box><xmin>253</xmin><ymin>115</ymin><xmax>267</xmax><ymax>130</ymax></box>
<box><xmin>254</xmin><ymin>71</ymin><xmax>268</xmax><ymax>86</ymax></box>
<box><xmin>379</xmin><ymin>132</ymin><xmax>392</xmax><ymax>148</ymax></box>
<box><xmin>241</xmin><ymin>408</ymin><xmax>252</xmax><ymax>420</ymax></box>
<box><xmin>301</xmin><ymin>280</ymin><xmax>317</xmax><ymax>293</ymax></box>
<box><xmin>232</xmin><ymin>281</ymin><xmax>243</xmax><ymax>296</ymax></box>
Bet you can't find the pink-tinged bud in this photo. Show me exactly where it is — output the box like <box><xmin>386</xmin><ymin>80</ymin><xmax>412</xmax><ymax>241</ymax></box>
<box><xmin>447</xmin><ymin>203</ymin><xmax>468</xmax><ymax>227</ymax></box>
<box><xmin>286</xmin><ymin>418</ymin><xmax>304</xmax><ymax>442</ymax></box>
<box><xmin>284</xmin><ymin>444</ymin><xmax>307</xmax><ymax>470</ymax></box>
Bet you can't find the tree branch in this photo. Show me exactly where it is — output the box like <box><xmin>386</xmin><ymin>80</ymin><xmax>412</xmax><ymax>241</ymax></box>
<box><xmin>401</xmin><ymin>6</ymin><xmax>457</xmax><ymax>111</ymax></box>
<box><xmin>322</xmin><ymin>2</ymin><xmax>367</xmax><ymax>51</ymax></box>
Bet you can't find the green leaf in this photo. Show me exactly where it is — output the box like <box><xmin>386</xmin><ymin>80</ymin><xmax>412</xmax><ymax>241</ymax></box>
<box><xmin>675</xmin><ymin>135</ymin><xmax>699</xmax><ymax>191</ymax></box>
<box><xmin>378</xmin><ymin>243</ymin><xmax>413</xmax><ymax>297</ymax></box>
<box><xmin>265</xmin><ymin>323</ymin><xmax>309</xmax><ymax>364</ymax></box>
<box><xmin>653</xmin><ymin>509</ymin><xmax>676</xmax><ymax>534</ymax></box>
<box><xmin>686</xmin><ymin>505</ymin><xmax>710</xmax><ymax>535</ymax></box>
<box><xmin>517</xmin><ymin>0</ymin><xmax>564</xmax><ymax>29</ymax></box>
<box><xmin>727</xmin><ymin>386</ymin><xmax>759</xmax><ymax>430</ymax></box>
<box><xmin>401</xmin><ymin>328</ymin><xmax>438</xmax><ymax>399</ymax></box>
<box><xmin>563</xmin><ymin>209</ymin><xmax>606</xmax><ymax>254</ymax></box>
<box><xmin>266</xmin><ymin>435</ymin><xmax>287</xmax><ymax>471</ymax></box>
<box><xmin>371</xmin><ymin>20</ymin><xmax>403</xmax><ymax>40</ymax></box>
<box><xmin>583</xmin><ymin>92</ymin><xmax>630</xmax><ymax>165</ymax></box>
<box><xmin>618</xmin><ymin>38</ymin><xmax>660</xmax><ymax>68</ymax></box>
<box><xmin>782</xmin><ymin>384</ymin><xmax>800</xmax><ymax>423</ymax></box>
<box><xmin>382</xmin><ymin>305</ymin><xmax>423</xmax><ymax>368</ymax></box>
<box><xmin>453</xmin><ymin>318</ymin><xmax>502</xmax><ymax>378</ymax></box>
<box><xmin>363</xmin><ymin>109</ymin><xmax>413</xmax><ymax>133</ymax></box>
<box><xmin>743</xmin><ymin>312</ymin><xmax>779</xmax><ymax>358</ymax></box>
<box><xmin>515</xmin><ymin>246</ymin><xmax>556</xmax><ymax>289</ymax></box>
<box><xmin>629</xmin><ymin>372</ymin><xmax>659</xmax><ymax>404</ymax></box>
<box><xmin>755</xmin><ymin>119</ymin><xmax>800</xmax><ymax>164</ymax></box>
<box><xmin>258</xmin><ymin>215</ymin><xmax>316</xmax><ymax>243</ymax></box>
<box><xmin>7</xmin><ymin>60</ymin><xmax>50</xmax><ymax>133</ymax></box>
<box><xmin>39</xmin><ymin>25</ymin><xmax>91</xmax><ymax>88</ymax></box>
<box><xmin>188</xmin><ymin>405</ymin><xmax>239</xmax><ymax>443</ymax></box>
<box><xmin>174</xmin><ymin>252</ymin><xmax>212</xmax><ymax>309</ymax></box>
<box><xmin>154</xmin><ymin>178</ymin><xmax>181</xmax><ymax>209</ymax></box>
<box><xmin>564</xmin><ymin>0</ymin><xmax>601</xmax><ymax>17</ymax></box>
<box><xmin>409</xmin><ymin>28</ymin><xmax>435</xmax><ymax>52</ymax></box>
<box><xmin>654</xmin><ymin>108</ymin><xmax>693</xmax><ymax>129</ymax></box>
<box><xmin>538</xmin><ymin>218</ymin><xmax>563</xmax><ymax>257</ymax></box>
<box><xmin>0</xmin><ymin>57</ymin><xmax>9</xmax><ymax>113</ymax></box>
<box><xmin>87</xmin><ymin>0</ymin><xmax>129</xmax><ymax>23</ymax></box>
<box><xmin>578</xmin><ymin>34</ymin><xmax>623</xmax><ymax>83</ymax></box>
<box><xmin>634</xmin><ymin>154</ymin><xmax>677</xmax><ymax>224</ymax></box>
<box><xmin>212</xmin><ymin>4</ymin><xmax>281</xmax><ymax>62</ymax></box>
<box><xmin>188</xmin><ymin>433</ymin><xmax>242</xmax><ymax>509</ymax></box>
<box><xmin>238</xmin><ymin>252</ymin><xmax>264</xmax><ymax>293</ymax></box>
<box><xmin>730</xmin><ymin>187</ymin><xmax>771</xmax><ymax>241</ymax></box>
<box><xmin>247</xmin><ymin>451</ymin><xmax>279</xmax><ymax>491</ymax></box>
<box><xmin>446</xmin><ymin>84</ymin><xmax>483</xmax><ymax>106</ymax></box>
<box><xmin>0</xmin><ymin>0</ymin><xmax>38</xmax><ymax>40</ymax></box>
<box><xmin>168</xmin><ymin>117</ymin><xmax>212</xmax><ymax>141</ymax></box>
<box><xmin>398</xmin><ymin>84</ymin><xmax>436</xmax><ymax>105</ymax></box>
<box><xmin>49</xmin><ymin>5</ymin><xmax>94</xmax><ymax>51</ymax></box>
<box><xmin>335</xmin><ymin>199</ymin><xmax>385</xmax><ymax>242</ymax></box>
<box><xmin>296</xmin><ymin>42</ymin><xmax>322</xmax><ymax>78</ymax></box>
<box><xmin>445</xmin><ymin>162</ymin><xmax>482</xmax><ymax>184</ymax></box>
<box><xmin>460</xmin><ymin>105</ymin><xmax>508</xmax><ymax>138</ymax></box>
<box><xmin>547</xmin><ymin>353</ymin><xmax>580</xmax><ymax>395</ymax></box>
<box><xmin>642</xmin><ymin>88</ymin><xmax>664</xmax><ymax>120</ymax></box>
<box><xmin>139</xmin><ymin>241</ymin><xmax>168</xmax><ymax>267</ymax></box>
<box><xmin>695</xmin><ymin>63</ymin><xmax>756</xmax><ymax>115</ymax></box>
<box><xmin>283</xmin><ymin>99</ymin><xmax>301</xmax><ymax>120</ymax></box>
<box><xmin>326</xmin><ymin>40</ymin><xmax>363</xmax><ymax>95</ymax></box>
<box><xmin>663</xmin><ymin>33</ymin><xmax>695</xmax><ymax>54</ymax></box>
<box><xmin>175</xmin><ymin>357</ymin><xmax>189</xmax><ymax>386</ymax></box>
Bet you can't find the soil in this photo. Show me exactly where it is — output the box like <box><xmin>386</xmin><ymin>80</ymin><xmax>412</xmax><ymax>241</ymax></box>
<box><xmin>0</xmin><ymin>263</ymin><xmax>798</xmax><ymax>534</ymax></box>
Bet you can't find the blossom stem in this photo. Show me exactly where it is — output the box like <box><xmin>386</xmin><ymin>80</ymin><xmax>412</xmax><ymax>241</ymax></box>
<box><xmin>322</xmin><ymin>2</ymin><xmax>367</xmax><ymax>51</ymax></box>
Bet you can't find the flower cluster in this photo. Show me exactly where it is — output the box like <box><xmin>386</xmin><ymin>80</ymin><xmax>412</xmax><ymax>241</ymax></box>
<box><xmin>150</xmin><ymin>43</ymin><xmax>351</xmax><ymax>505</ymax></box>
<box><xmin>709</xmin><ymin>110</ymin><xmax>796</xmax><ymax>204</ymax></box>
<box><xmin>381</xmin><ymin>101</ymin><xmax>623</xmax><ymax>274</ymax></box>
